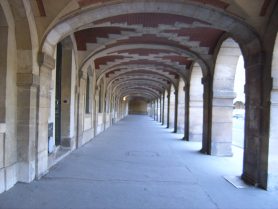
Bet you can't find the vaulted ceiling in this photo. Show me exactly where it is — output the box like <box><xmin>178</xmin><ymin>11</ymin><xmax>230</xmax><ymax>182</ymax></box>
<box><xmin>35</xmin><ymin>0</ymin><xmax>276</xmax><ymax>101</ymax></box>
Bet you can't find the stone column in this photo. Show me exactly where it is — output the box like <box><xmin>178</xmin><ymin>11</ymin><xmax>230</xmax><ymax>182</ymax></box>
<box><xmin>160</xmin><ymin>95</ymin><xmax>163</xmax><ymax>123</ymax></box>
<box><xmin>17</xmin><ymin>72</ymin><xmax>39</xmax><ymax>182</ymax></box>
<box><xmin>211</xmin><ymin>91</ymin><xmax>235</xmax><ymax>156</ymax></box>
<box><xmin>0</xmin><ymin>26</ymin><xmax>7</xmax><ymax>123</ymax></box>
<box><xmin>36</xmin><ymin>52</ymin><xmax>55</xmax><ymax>178</ymax></box>
<box><xmin>77</xmin><ymin>71</ymin><xmax>86</xmax><ymax>146</ymax></box>
<box><xmin>183</xmin><ymin>83</ymin><xmax>190</xmax><ymax>140</ymax></box>
<box><xmin>166</xmin><ymin>93</ymin><xmax>170</xmax><ymax>128</ymax></box>
<box><xmin>242</xmin><ymin>61</ymin><xmax>267</xmax><ymax>188</ymax></box>
<box><xmin>153</xmin><ymin>101</ymin><xmax>156</xmax><ymax>120</ymax></box>
<box><xmin>201</xmin><ymin>76</ymin><xmax>212</xmax><ymax>154</ymax></box>
<box><xmin>94</xmin><ymin>87</ymin><xmax>99</xmax><ymax>135</ymax></box>
<box><xmin>173</xmin><ymin>90</ymin><xmax>178</xmax><ymax>133</ymax></box>
<box><xmin>0</xmin><ymin>124</ymin><xmax>6</xmax><ymax>193</ymax></box>
<box><xmin>161</xmin><ymin>92</ymin><xmax>165</xmax><ymax>125</ymax></box>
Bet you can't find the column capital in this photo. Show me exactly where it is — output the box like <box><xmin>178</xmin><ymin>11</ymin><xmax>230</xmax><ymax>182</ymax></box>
<box><xmin>183</xmin><ymin>83</ymin><xmax>189</xmax><ymax>91</ymax></box>
<box><xmin>79</xmin><ymin>70</ymin><xmax>87</xmax><ymax>80</ymax></box>
<box><xmin>38</xmin><ymin>52</ymin><xmax>55</xmax><ymax>70</ymax></box>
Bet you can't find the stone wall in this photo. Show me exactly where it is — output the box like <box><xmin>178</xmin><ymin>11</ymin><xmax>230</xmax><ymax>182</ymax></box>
<box><xmin>129</xmin><ymin>99</ymin><xmax>148</xmax><ymax>115</ymax></box>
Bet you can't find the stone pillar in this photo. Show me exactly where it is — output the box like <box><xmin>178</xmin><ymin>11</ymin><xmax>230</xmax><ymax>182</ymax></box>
<box><xmin>160</xmin><ymin>95</ymin><xmax>163</xmax><ymax>123</ymax></box>
<box><xmin>77</xmin><ymin>71</ymin><xmax>86</xmax><ymax>146</ymax></box>
<box><xmin>161</xmin><ymin>93</ymin><xmax>165</xmax><ymax>125</ymax></box>
<box><xmin>201</xmin><ymin>76</ymin><xmax>212</xmax><ymax>154</ymax></box>
<box><xmin>166</xmin><ymin>93</ymin><xmax>170</xmax><ymax>128</ymax></box>
<box><xmin>152</xmin><ymin>101</ymin><xmax>156</xmax><ymax>120</ymax></box>
<box><xmin>173</xmin><ymin>90</ymin><xmax>178</xmax><ymax>133</ymax></box>
<box><xmin>183</xmin><ymin>83</ymin><xmax>190</xmax><ymax>140</ymax></box>
<box><xmin>17</xmin><ymin>72</ymin><xmax>39</xmax><ymax>182</ymax></box>
<box><xmin>36</xmin><ymin>52</ymin><xmax>55</xmax><ymax>178</ymax></box>
<box><xmin>0</xmin><ymin>124</ymin><xmax>6</xmax><ymax>193</ymax></box>
<box><xmin>0</xmin><ymin>26</ymin><xmax>7</xmax><ymax>123</ymax></box>
<box><xmin>210</xmin><ymin>91</ymin><xmax>235</xmax><ymax>156</ymax></box>
<box><xmin>94</xmin><ymin>87</ymin><xmax>99</xmax><ymax>135</ymax></box>
<box><xmin>242</xmin><ymin>61</ymin><xmax>267</xmax><ymax>188</ymax></box>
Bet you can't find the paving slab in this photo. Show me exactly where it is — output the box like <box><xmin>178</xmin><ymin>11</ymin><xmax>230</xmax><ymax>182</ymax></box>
<box><xmin>0</xmin><ymin>115</ymin><xmax>277</xmax><ymax>209</ymax></box>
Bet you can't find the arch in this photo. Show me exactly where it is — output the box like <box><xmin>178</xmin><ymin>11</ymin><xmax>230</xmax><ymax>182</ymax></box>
<box><xmin>111</xmin><ymin>78</ymin><xmax>168</xmax><ymax>93</ymax></box>
<box><xmin>96</xmin><ymin>60</ymin><xmax>182</xmax><ymax>89</ymax></box>
<box><xmin>211</xmin><ymin>38</ymin><xmax>242</xmax><ymax>156</ymax></box>
<box><xmin>79</xmin><ymin>43</ymin><xmax>206</xmax><ymax>78</ymax></box>
<box><xmin>107</xmin><ymin>70</ymin><xmax>175</xmax><ymax>90</ymax></box>
<box><xmin>189</xmin><ymin>62</ymin><xmax>203</xmax><ymax>141</ymax></box>
<box><xmin>48</xmin><ymin>36</ymin><xmax>77</xmax><ymax>151</ymax></box>
<box><xmin>41</xmin><ymin>1</ymin><xmax>260</xmax><ymax>60</ymax></box>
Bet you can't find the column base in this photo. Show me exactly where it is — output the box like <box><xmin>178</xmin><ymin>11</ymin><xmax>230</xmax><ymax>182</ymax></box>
<box><xmin>17</xmin><ymin>161</ymin><xmax>35</xmax><ymax>183</ymax></box>
<box><xmin>61</xmin><ymin>136</ymin><xmax>76</xmax><ymax>150</ymax></box>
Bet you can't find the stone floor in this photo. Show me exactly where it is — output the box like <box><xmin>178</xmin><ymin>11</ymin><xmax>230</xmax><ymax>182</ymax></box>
<box><xmin>0</xmin><ymin>115</ymin><xmax>277</xmax><ymax>209</ymax></box>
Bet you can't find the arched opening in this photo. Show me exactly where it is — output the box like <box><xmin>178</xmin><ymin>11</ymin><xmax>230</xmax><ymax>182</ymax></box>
<box><xmin>232</xmin><ymin>55</ymin><xmax>245</xmax><ymax>149</ymax></box>
<box><xmin>48</xmin><ymin>37</ymin><xmax>77</xmax><ymax>157</ymax></box>
<box><xmin>268</xmin><ymin>33</ymin><xmax>278</xmax><ymax>189</ymax></box>
<box><xmin>168</xmin><ymin>84</ymin><xmax>175</xmax><ymax>131</ymax></box>
<box><xmin>177</xmin><ymin>79</ymin><xmax>185</xmax><ymax>133</ymax></box>
<box><xmin>212</xmin><ymin>38</ymin><xmax>243</xmax><ymax>156</ymax></box>
<box><xmin>189</xmin><ymin>63</ymin><xmax>203</xmax><ymax>145</ymax></box>
<box><xmin>212</xmin><ymin>38</ymin><xmax>244</xmax><ymax>174</ymax></box>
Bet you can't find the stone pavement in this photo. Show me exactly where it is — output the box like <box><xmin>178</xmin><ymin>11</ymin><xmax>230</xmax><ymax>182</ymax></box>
<box><xmin>0</xmin><ymin>115</ymin><xmax>277</xmax><ymax>209</ymax></box>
